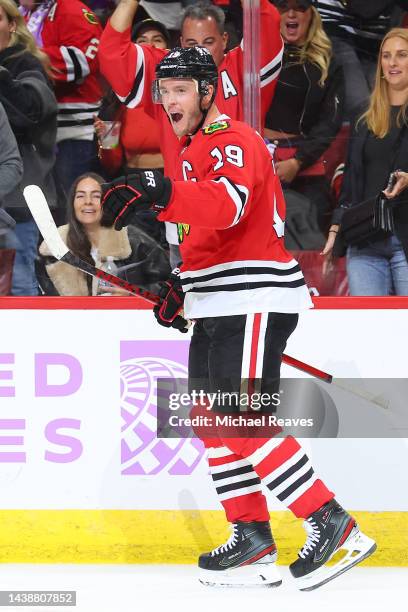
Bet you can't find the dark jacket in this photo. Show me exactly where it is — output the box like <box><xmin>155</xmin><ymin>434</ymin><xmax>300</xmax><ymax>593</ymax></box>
<box><xmin>265</xmin><ymin>46</ymin><xmax>345</xmax><ymax>169</ymax></box>
<box><xmin>317</xmin><ymin>1</ymin><xmax>408</xmax><ymax>53</ymax></box>
<box><xmin>336</xmin><ymin>1</ymin><xmax>408</xmax><ymax>20</ymax></box>
<box><xmin>37</xmin><ymin>223</ymin><xmax>171</xmax><ymax>296</ymax></box>
<box><xmin>0</xmin><ymin>102</ymin><xmax>22</xmax><ymax>204</ymax></box>
<box><xmin>0</xmin><ymin>45</ymin><xmax>57</xmax><ymax>218</ymax></box>
<box><xmin>332</xmin><ymin>115</ymin><xmax>408</xmax><ymax>257</ymax></box>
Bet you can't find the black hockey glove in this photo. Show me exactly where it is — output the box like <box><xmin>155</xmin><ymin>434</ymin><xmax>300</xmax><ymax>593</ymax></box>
<box><xmin>153</xmin><ymin>269</ymin><xmax>189</xmax><ymax>333</ymax></box>
<box><xmin>101</xmin><ymin>170</ymin><xmax>173</xmax><ymax>230</ymax></box>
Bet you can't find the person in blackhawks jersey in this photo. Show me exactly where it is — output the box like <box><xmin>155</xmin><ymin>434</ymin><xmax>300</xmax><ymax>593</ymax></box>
<box><xmin>99</xmin><ymin>0</ymin><xmax>284</xmax><ymax>267</ymax></box>
<box><xmin>100</xmin><ymin>46</ymin><xmax>376</xmax><ymax>590</ymax></box>
<box><xmin>19</xmin><ymin>1</ymin><xmax>103</xmax><ymax>203</ymax></box>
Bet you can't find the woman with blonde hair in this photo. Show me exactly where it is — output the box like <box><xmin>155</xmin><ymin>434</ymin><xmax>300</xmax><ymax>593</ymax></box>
<box><xmin>323</xmin><ymin>28</ymin><xmax>408</xmax><ymax>296</ymax></box>
<box><xmin>0</xmin><ymin>0</ymin><xmax>49</xmax><ymax>70</ymax></box>
<box><xmin>0</xmin><ymin>0</ymin><xmax>57</xmax><ymax>295</ymax></box>
<box><xmin>265</xmin><ymin>0</ymin><xmax>344</xmax><ymax>241</ymax></box>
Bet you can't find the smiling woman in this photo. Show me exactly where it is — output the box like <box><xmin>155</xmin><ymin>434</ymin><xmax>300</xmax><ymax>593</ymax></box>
<box><xmin>35</xmin><ymin>172</ymin><xmax>171</xmax><ymax>296</ymax></box>
<box><xmin>324</xmin><ymin>29</ymin><xmax>408</xmax><ymax>296</ymax></box>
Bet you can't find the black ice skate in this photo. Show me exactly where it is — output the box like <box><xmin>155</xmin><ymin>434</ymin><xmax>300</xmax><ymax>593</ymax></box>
<box><xmin>290</xmin><ymin>499</ymin><xmax>376</xmax><ymax>591</ymax></box>
<box><xmin>198</xmin><ymin>521</ymin><xmax>281</xmax><ymax>587</ymax></box>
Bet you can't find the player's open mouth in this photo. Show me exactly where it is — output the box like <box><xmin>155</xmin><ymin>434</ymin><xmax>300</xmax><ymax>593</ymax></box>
<box><xmin>171</xmin><ymin>112</ymin><xmax>183</xmax><ymax>123</ymax></box>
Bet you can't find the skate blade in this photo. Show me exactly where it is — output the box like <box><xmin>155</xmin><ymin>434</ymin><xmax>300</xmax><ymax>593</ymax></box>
<box><xmin>199</xmin><ymin>560</ymin><xmax>282</xmax><ymax>588</ymax></box>
<box><xmin>296</xmin><ymin>529</ymin><xmax>377</xmax><ymax>592</ymax></box>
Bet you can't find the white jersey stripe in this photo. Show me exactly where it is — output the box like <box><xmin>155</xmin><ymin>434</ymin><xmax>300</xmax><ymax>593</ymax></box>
<box><xmin>263</xmin><ymin>447</ymin><xmax>305</xmax><ymax>482</ymax></box>
<box><xmin>255</xmin><ymin>313</ymin><xmax>268</xmax><ymax>379</ymax></box>
<box><xmin>58</xmin><ymin>111</ymin><xmax>96</xmax><ymax>122</ymax></box>
<box><xmin>60</xmin><ymin>46</ymin><xmax>75</xmax><ymax>82</ymax></box>
<box><xmin>207</xmin><ymin>446</ymin><xmax>234</xmax><ymax>459</ymax></box>
<box><xmin>246</xmin><ymin>437</ymin><xmax>283</xmax><ymax>467</ymax></box>
<box><xmin>218</xmin><ymin>483</ymin><xmax>262</xmax><ymax>501</ymax></box>
<box><xmin>260</xmin><ymin>42</ymin><xmax>283</xmax><ymax>88</ymax></box>
<box><xmin>240</xmin><ymin>313</ymin><xmax>254</xmax><ymax>387</ymax></box>
<box><xmin>281</xmin><ymin>474</ymin><xmax>318</xmax><ymax>507</ymax></box>
<box><xmin>209</xmin><ymin>457</ymin><xmax>252</xmax><ymax>474</ymax></box>
<box><xmin>183</xmin><ymin>284</ymin><xmax>312</xmax><ymax>319</ymax></box>
<box><xmin>116</xmin><ymin>44</ymin><xmax>145</xmax><ymax>108</ymax></box>
<box><xmin>58</xmin><ymin>102</ymin><xmax>101</xmax><ymax>110</ymax></box>
<box><xmin>213</xmin><ymin>177</ymin><xmax>249</xmax><ymax>227</ymax></box>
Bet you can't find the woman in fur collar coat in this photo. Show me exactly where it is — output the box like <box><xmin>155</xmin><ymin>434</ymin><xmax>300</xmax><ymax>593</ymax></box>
<box><xmin>37</xmin><ymin>172</ymin><xmax>171</xmax><ymax>295</ymax></box>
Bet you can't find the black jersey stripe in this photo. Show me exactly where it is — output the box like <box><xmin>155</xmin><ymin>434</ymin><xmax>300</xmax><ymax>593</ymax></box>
<box><xmin>275</xmin><ymin>468</ymin><xmax>315</xmax><ymax>502</ymax></box>
<box><xmin>188</xmin><ymin>278</ymin><xmax>306</xmax><ymax>292</ymax></box>
<box><xmin>124</xmin><ymin>53</ymin><xmax>145</xmax><ymax>107</ymax></box>
<box><xmin>211</xmin><ymin>464</ymin><xmax>255</xmax><ymax>482</ymax></box>
<box><xmin>213</xmin><ymin>176</ymin><xmax>248</xmax><ymax>224</ymax></box>
<box><xmin>58</xmin><ymin>106</ymin><xmax>101</xmax><ymax>115</ymax></box>
<box><xmin>260</xmin><ymin>60</ymin><xmax>281</xmax><ymax>84</ymax></box>
<box><xmin>181</xmin><ymin>264</ymin><xmax>302</xmax><ymax>285</ymax></box>
<box><xmin>266</xmin><ymin>454</ymin><xmax>309</xmax><ymax>491</ymax></box>
<box><xmin>66</xmin><ymin>47</ymin><xmax>83</xmax><ymax>82</ymax></box>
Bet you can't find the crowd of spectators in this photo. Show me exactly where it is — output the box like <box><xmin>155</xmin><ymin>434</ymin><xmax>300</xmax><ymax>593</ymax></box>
<box><xmin>1</xmin><ymin>0</ymin><xmax>408</xmax><ymax>297</ymax></box>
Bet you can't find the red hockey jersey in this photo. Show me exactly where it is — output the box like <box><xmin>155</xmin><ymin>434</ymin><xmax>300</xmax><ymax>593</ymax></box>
<box><xmin>39</xmin><ymin>0</ymin><xmax>102</xmax><ymax>142</ymax></box>
<box><xmin>158</xmin><ymin>116</ymin><xmax>312</xmax><ymax>318</ymax></box>
<box><xmin>99</xmin><ymin>0</ymin><xmax>283</xmax><ymax>177</ymax></box>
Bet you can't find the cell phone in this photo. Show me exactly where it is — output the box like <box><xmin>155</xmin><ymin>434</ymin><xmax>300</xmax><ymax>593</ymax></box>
<box><xmin>386</xmin><ymin>171</ymin><xmax>398</xmax><ymax>191</ymax></box>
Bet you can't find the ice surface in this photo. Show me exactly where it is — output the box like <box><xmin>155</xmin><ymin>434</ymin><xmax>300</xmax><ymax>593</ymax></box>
<box><xmin>0</xmin><ymin>565</ymin><xmax>405</xmax><ymax>612</ymax></box>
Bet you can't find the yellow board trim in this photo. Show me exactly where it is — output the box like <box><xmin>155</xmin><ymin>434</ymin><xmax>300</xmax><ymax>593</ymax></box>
<box><xmin>0</xmin><ymin>510</ymin><xmax>406</xmax><ymax>565</ymax></box>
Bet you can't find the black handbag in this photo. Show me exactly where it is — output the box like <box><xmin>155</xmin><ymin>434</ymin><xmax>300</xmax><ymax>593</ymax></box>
<box><xmin>339</xmin><ymin>190</ymin><xmax>394</xmax><ymax>247</ymax></box>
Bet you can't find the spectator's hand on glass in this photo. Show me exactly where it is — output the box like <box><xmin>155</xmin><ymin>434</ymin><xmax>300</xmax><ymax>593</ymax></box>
<box><xmin>383</xmin><ymin>170</ymin><xmax>408</xmax><ymax>199</ymax></box>
<box><xmin>321</xmin><ymin>225</ymin><xmax>340</xmax><ymax>275</ymax></box>
<box><xmin>275</xmin><ymin>158</ymin><xmax>301</xmax><ymax>184</ymax></box>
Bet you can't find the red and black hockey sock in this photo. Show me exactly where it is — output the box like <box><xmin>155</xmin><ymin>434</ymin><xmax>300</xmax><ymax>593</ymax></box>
<box><xmin>207</xmin><ymin>444</ymin><xmax>270</xmax><ymax>522</ymax></box>
<box><xmin>222</xmin><ymin>435</ymin><xmax>334</xmax><ymax>519</ymax></box>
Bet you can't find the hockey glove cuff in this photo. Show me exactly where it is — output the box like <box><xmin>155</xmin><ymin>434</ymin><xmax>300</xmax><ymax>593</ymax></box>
<box><xmin>153</xmin><ymin>269</ymin><xmax>189</xmax><ymax>333</ymax></box>
<box><xmin>101</xmin><ymin>171</ymin><xmax>173</xmax><ymax>230</ymax></box>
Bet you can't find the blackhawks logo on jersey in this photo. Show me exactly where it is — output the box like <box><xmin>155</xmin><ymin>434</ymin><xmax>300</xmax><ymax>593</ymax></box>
<box><xmin>82</xmin><ymin>8</ymin><xmax>98</xmax><ymax>25</ymax></box>
<box><xmin>177</xmin><ymin>223</ymin><xmax>190</xmax><ymax>244</ymax></box>
<box><xmin>202</xmin><ymin>120</ymin><xmax>230</xmax><ymax>135</ymax></box>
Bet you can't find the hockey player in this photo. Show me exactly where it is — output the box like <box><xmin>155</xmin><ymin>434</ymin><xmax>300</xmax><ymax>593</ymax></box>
<box><xmin>99</xmin><ymin>0</ymin><xmax>283</xmax><ymax>146</ymax></box>
<box><xmin>100</xmin><ymin>47</ymin><xmax>376</xmax><ymax>591</ymax></box>
<box><xmin>99</xmin><ymin>0</ymin><xmax>283</xmax><ymax>265</ymax></box>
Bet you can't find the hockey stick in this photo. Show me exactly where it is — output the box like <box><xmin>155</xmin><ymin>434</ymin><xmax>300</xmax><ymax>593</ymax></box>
<box><xmin>282</xmin><ymin>354</ymin><xmax>389</xmax><ymax>409</ymax></box>
<box><xmin>24</xmin><ymin>185</ymin><xmax>388</xmax><ymax>409</ymax></box>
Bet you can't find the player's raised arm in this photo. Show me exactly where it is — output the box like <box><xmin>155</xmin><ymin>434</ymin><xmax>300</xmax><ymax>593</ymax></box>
<box><xmin>259</xmin><ymin>0</ymin><xmax>284</xmax><ymax>105</ymax></box>
<box><xmin>248</xmin><ymin>0</ymin><xmax>284</xmax><ymax>123</ymax></box>
<box><xmin>109</xmin><ymin>0</ymin><xmax>139</xmax><ymax>33</ymax></box>
<box><xmin>99</xmin><ymin>0</ymin><xmax>166</xmax><ymax>111</ymax></box>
